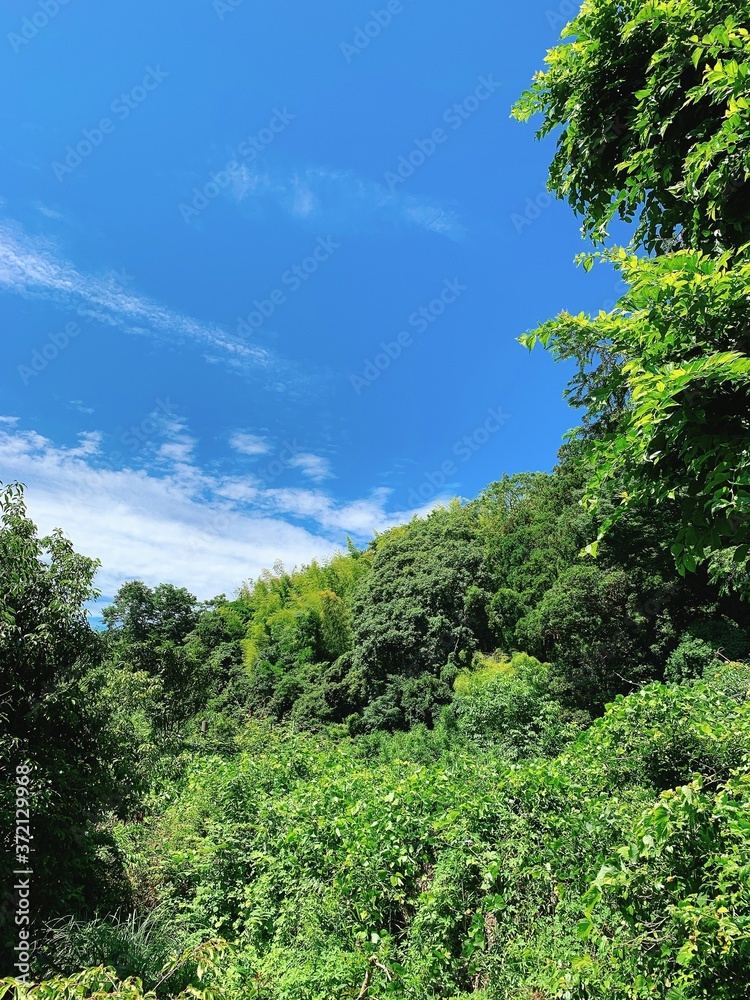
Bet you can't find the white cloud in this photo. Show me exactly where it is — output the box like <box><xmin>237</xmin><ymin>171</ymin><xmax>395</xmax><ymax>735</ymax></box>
<box><xmin>34</xmin><ymin>202</ymin><xmax>65</xmax><ymax>221</ymax></box>
<box><xmin>291</xmin><ymin>178</ymin><xmax>318</xmax><ymax>218</ymax></box>
<box><xmin>68</xmin><ymin>399</ymin><xmax>95</xmax><ymax>415</ymax></box>
<box><xmin>67</xmin><ymin>430</ymin><xmax>103</xmax><ymax>458</ymax></box>
<box><xmin>158</xmin><ymin>440</ymin><xmax>195</xmax><ymax>464</ymax></box>
<box><xmin>288</xmin><ymin>452</ymin><xmax>333</xmax><ymax>482</ymax></box>
<box><xmin>231</xmin><ymin>164</ymin><xmax>468</xmax><ymax>243</ymax></box>
<box><xmin>0</xmin><ymin>219</ymin><xmax>279</xmax><ymax>377</ymax></box>
<box><xmin>0</xmin><ymin>423</ymin><xmax>429</xmax><ymax>601</ymax></box>
<box><xmin>260</xmin><ymin>485</ymin><xmax>402</xmax><ymax>535</ymax></box>
<box><xmin>229</xmin><ymin>431</ymin><xmax>271</xmax><ymax>456</ymax></box>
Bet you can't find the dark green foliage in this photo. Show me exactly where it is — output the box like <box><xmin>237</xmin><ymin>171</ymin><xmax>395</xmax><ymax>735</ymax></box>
<box><xmin>517</xmin><ymin>564</ymin><xmax>657</xmax><ymax>708</ymax></box>
<box><xmin>103</xmin><ymin>582</ymin><xmax>200</xmax><ymax>649</ymax></box>
<box><xmin>38</xmin><ymin>910</ymin><xmax>206</xmax><ymax>998</ymax></box>
<box><xmin>102</xmin><ymin>586</ymin><xmax>247</xmax><ymax>735</ymax></box>
<box><xmin>204</xmin><ymin>456</ymin><xmax>748</xmax><ymax>725</ymax></box>
<box><xmin>341</xmin><ymin>502</ymin><xmax>494</xmax><ymax>730</ymax></box>
<box><xmin>0</xmin><ymin>484</ymin><xmax>133</xmax><ymax>971</ymax></box>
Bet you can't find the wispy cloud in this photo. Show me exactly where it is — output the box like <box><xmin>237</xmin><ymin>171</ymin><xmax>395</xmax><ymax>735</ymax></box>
<box><xmin>68</xmin><ymin>399</ymin><xmax>95</xmax><ymax>415</ymax></box>
<box><xmin>229</xmin><ymin>430</ymin><xmax>271</xmax><ymax>456</ymax></box>
<box><xmin>0</xmin><ymin>219</ymin><xmax>284</xmax><ymax>377</ymax></box>
<box><xmin>34</xmin><ymin>203</ymin><xmax>66</xmax><ymax>221</ymax></box>
<box><xmin>231</xmin><ymin>164</ymin><xmax>468</xmax><ymax>242</ymax></box>
<box><xmin>0</xmin><ymin>422</ymin><xmax>433</xmax><ymax>599</ymax></box>
<box><xmin>257</xmin><ymin>485</ymin><xmax>400</xmax><ymax>534</ymax></box>
<box><xmin>287</xmin><ymin>451</ymin><xmax>333</xmax><ymax>482</ymax></box>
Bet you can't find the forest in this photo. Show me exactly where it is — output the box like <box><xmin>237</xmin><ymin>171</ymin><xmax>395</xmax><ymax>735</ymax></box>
<box><xmin>2</xmin><ymin>0</ymin><xmax>750</xmax><ymax>996</ymax></box>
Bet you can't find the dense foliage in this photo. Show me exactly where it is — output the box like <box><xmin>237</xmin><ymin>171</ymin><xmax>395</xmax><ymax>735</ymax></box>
<box><xmin>3</xmin><ymin>0</ymin><xmax>750</xmax><ymax>995</ymax></box>
<box><xmin>512</xmin><ymin>0</ymin><xmax>750</xmax><ymax>253</ymax></box>
<box><xmin>2</xmin><ymin>450</ymin><xmax>748</xmax><ymax>996</ymax></box>
<box><xmin>515</xmin><ymin>0</ymin><xmax>750</xmax><ymax>588</ymax></box>
<box><xmin>520</xmin><ymin>251</ymin><xmax>750</xmax><ymax>589</ymax></box>
<box><xmin>0</xmin><ymin>486</ymin><xmax>133</xmax><ymax>948</ymax></box>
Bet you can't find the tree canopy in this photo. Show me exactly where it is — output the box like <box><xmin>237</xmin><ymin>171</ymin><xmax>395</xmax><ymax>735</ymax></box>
<box><xmin>514</xmin><ymin>0</ymin><xmax>750</xmax><ymax>590</ymax></box>
<box><xmin>513</xmin><ymin>0</ymin><xmax>750</xmax><ymax>253</ymax></box>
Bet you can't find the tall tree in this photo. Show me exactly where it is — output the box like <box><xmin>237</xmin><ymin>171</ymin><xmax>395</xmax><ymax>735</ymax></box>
<box><xmin>0</xmin><ymin>484</ymin><xmax>131</xmax><ymax>970</ymax></box>
<box><xmin>513</xmin><ymin>0</ymin><xmax>750</xmax><ymax>253</ymax></box>
<box><xmin>514</xmin><ymin>0</ymin><xmax>750</xmax><ymax>591</ymax></box>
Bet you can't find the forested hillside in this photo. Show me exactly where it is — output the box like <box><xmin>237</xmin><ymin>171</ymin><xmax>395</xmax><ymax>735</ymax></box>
<box><xmin>3</xmin><ymin>0</ymin><xmax>750</xmax><ymax>996</ymax></box>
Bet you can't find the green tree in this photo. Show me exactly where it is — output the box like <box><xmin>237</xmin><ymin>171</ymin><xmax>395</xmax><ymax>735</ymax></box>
<box><xmin>514</xmin><ymin>0</ymin><xmax>750</xmax><ymax>590</ymax></box>
<box><xmin>513</xmin><ymin>0</ymin><xmax>750</xmax><ymax>253</ymax></box>
<box><xmin>103</xmin><ymin>582</ymin><xmax>199</xmax><ymax>648</ymax></box>
<box><xmin>102</xmin><ymin>582</ymin><xmax>207</xmax><ymax>731</ymax></box>
<box><xmin>344</xmin><ymin>502</ymin><xmax>493</xmax><ymax>730</ymax></box>
<box><xmin>0</xmin><ymin>484</ymin><xmax>131</xmax><ymax>969</ymax></box>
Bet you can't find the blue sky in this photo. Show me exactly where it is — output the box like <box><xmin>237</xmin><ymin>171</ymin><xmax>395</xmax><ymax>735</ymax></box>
<box><xmin>0</xmin><ymin>0</ymin><xmax>619</xmax><ymax>601</ymax></box>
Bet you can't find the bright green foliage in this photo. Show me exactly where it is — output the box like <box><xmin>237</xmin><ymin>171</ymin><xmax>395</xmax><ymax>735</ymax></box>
<box><xmin>516</xmin><ymin>0</ymin><xmax>750</xmax><ymax>586</ymax></box>
<box><xmin>521</xmin><ymin>250</ymin><xmax>750</xmax><ymax>589</ymax></box>
<box><xmin>583</xmin><ymin>773</ymin><xmax>750</xmax><ymax>999</ymax></box>
<box><xmin>513</xmin><ymin>0</ymin><xmax>750</xmax><ymax>254</ymax></box>
<box><xmin>1</xmin><ymin>939</ymin><xmax>231</xmax><ymax>1000</ymax></box>
<box><xmin>235</xmin><ymin>550</ymin><xmax>371</xmax><ymax>725</ymax></box>
<box><xmin>453</xmin><ymin>653</ymin><xmax>513</xmax><ymax>695</ymax></box>
<box><xmin>704</xmin><ymin>657</ymin><xmax>750</xmax><ymax>701</ymax></box>
<box><xmin>26</xmin><ymin>674</ymin><xmax>744</xmax><ymax>999</ymax></box>
<box><xmin>453</xmin><ymin>652</ymin><xmax>583</xmax><ymax>758</ymax></box>
<box><xmin>318</xmin><ymin>589</ymin><xmax>353</xmax><ymax>660</ymax></box>
<box><xmin>6</xmin><ymin>3</ymin><xmax>750</xmax><ymax>990</ymax></box>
